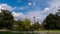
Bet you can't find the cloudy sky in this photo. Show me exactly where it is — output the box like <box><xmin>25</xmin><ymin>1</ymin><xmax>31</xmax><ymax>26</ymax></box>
<box><xmin>0</xmin><ymin>0</ymin><xmax>60</xmax><ymax>23</ymax></box>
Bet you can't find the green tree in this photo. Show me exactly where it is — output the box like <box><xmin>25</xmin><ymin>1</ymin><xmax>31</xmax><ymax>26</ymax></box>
<box><xmin>14</xmin><ymin>20</ymin><xmax>24</xmax><ymax>31</ymax></box>
<box><xmin>0</xmin><ymin>10</ymin><xmax>14</xmax><ymax>29</ymax></box>
<box><xmin>42</xmin><ymin>13</ymin><xmax>60</xmax><ymax>29</ymax></box>
<box><xmin>15</xmin><ymin>18</ymin><xmax>31</xmax><ymax>31</ymax></box>
<box><xmin>30</xmin><ymin>22</ymin><xmax>41</xmax><ymax>31</ymax></box>
<box><xmin>23</xmin><ymin>18</ymin><xmax>31</xmax><ymax>31</ymax></box>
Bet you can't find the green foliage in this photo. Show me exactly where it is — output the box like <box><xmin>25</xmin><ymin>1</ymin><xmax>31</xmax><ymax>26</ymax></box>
<box><xmin>30</xmin><ymin>22</ymin><xmax>41</xmax><ymax>31</ymax></box>
<box><xmin>0</xmin><ymin>10</ymin><xmax>14</xmax><ymax>29</ymax></box>
<box><xmin>13</xmin><ymin>18</ymin><xmax>41</xmax><ymax>31</ymax></box>
<box><xmin>14</xmin><ymin>18</ymin><xmax>31</xmax><ymax>31</ymax></box>
<box><xmin>23</xmin><ymin>18</ymin><xmax>31</xmax><ymax>31</ymax></box>
<box><xmin>14</xmin><ymin>20</ymin><xmax>24</xmax><ymax>31</ymax></box>
<box><xmin>42</xmin><ymin>13</ymin><xmax>60</xmax><ymax>29</ymax></box>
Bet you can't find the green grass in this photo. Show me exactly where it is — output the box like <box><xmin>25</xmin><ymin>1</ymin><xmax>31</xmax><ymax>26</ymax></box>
<box><xmin>0</xmin><ymin>30</ymin><xmax>60</xmax><ymax>34</ymax></box>
<box><xmin>0</xmin><ymin>32</ymin><xmax>12</xmax><ymax>34</ymax></box>
<box><xmin>0</xmin><ymin>31</ymin><xmax>36</xmax><ymax>34</ymax></box>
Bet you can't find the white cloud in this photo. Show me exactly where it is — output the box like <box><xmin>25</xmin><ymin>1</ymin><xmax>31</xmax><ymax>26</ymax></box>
<box><xmin>12</xmin><ymin>7</ymin><xmax>50</xmax><ymax>24</ymax></box>
<box><xmin>28</xmin><ymin>8</ymin><xmax>50</xmax><ymax>22</ymax></box>
<box><xmin>0</xmin><ymin>4</ymin><xmax>14</xmax><ymax>11</ymax></box>
<box><xmin>48</xmin><ymin>0</ymin><xmax>60</xmax><ymax>13</ymax></box>
<box><xmin>14</xmin><ymin>6</ymin><xmax>28</xmax><ymax>10</ymax></box>
<box><xmin>12</xmin><ymin>0</ymin><xmax>60</xmax><ymax>24</ymax></box>
<box><xmin>12</xmin><ymin>12</ymin><xmax>26</xmax><ymax>21</ymax></box>
<box><xmin>28</xmin><ymin>1</ymin><xmax>36</xmax><ymax>6</ymax></box>
<box><xmin>28</xmin><ymin>2</ymin><xmax>32</xmax><ymax>6</ymax></box>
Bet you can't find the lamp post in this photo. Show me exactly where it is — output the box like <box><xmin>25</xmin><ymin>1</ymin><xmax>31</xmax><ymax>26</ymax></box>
<box><xmin>33</xmin><ymin>16</ymin><xmax>35</xmax><ymax>24</ymax></box>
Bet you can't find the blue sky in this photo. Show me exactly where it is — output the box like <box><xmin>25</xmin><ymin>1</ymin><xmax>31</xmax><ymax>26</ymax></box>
<box><xmin>0</xmin><ymin>0</ymin><xmax>60</xmax><ymax>23</ymax></box>
<box><xmin>0</xmin><ymin>0</ymin><xmax>48</xmax><ymax>13</ymax></box>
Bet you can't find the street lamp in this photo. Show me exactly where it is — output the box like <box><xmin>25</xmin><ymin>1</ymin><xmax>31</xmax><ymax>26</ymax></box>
<box><xmin>33</xmin><ymin>16</ymin><xmax>35</xmax><ymax>24</ymax></box>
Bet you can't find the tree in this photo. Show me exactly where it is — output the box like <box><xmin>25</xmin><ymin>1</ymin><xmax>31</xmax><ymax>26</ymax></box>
<box><xmin>15</xmin><ymin>18</ymin><xmax>31</xmax><ymax>31</ymax></box>
<box><xmin>0</xmin><ymin>10</ymin><xmax>14</xmax><ymax>29</ymax></box>
<box><xmin>42</xmin><ymin>13</ymin><xmax>60</xmax><ymax>29</ymax></box>
<box><xmin>30</xmin><ymin>22</ymin><xmax>41</xmax><ymax>31</ymax></box>
<box><xmin>23</xmin><ymin>18</ymin><xmax>31</xmax><ymax>31</ymax></box>
<box><xmin>14</xmin><ymin>20</ymin><xmax>24</xmax><ymax>31</ymax></box>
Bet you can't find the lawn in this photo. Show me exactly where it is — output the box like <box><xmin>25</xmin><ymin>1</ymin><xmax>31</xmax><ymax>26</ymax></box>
<box><xmin>0</xmin><ymin>31</ymin><xmax>37</xmax><ymax>34</ymax></box>
<box><xmin>0</xmin><ymin>30</ymin><xmax>60</xmax><ymax>34</ymax></box>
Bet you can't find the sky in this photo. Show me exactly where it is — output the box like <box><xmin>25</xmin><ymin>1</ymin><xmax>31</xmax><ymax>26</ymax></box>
<box><xmin>0</xmin><ymin>0</ymin><xmax>60</xmax><ymax>23</ymax></box>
